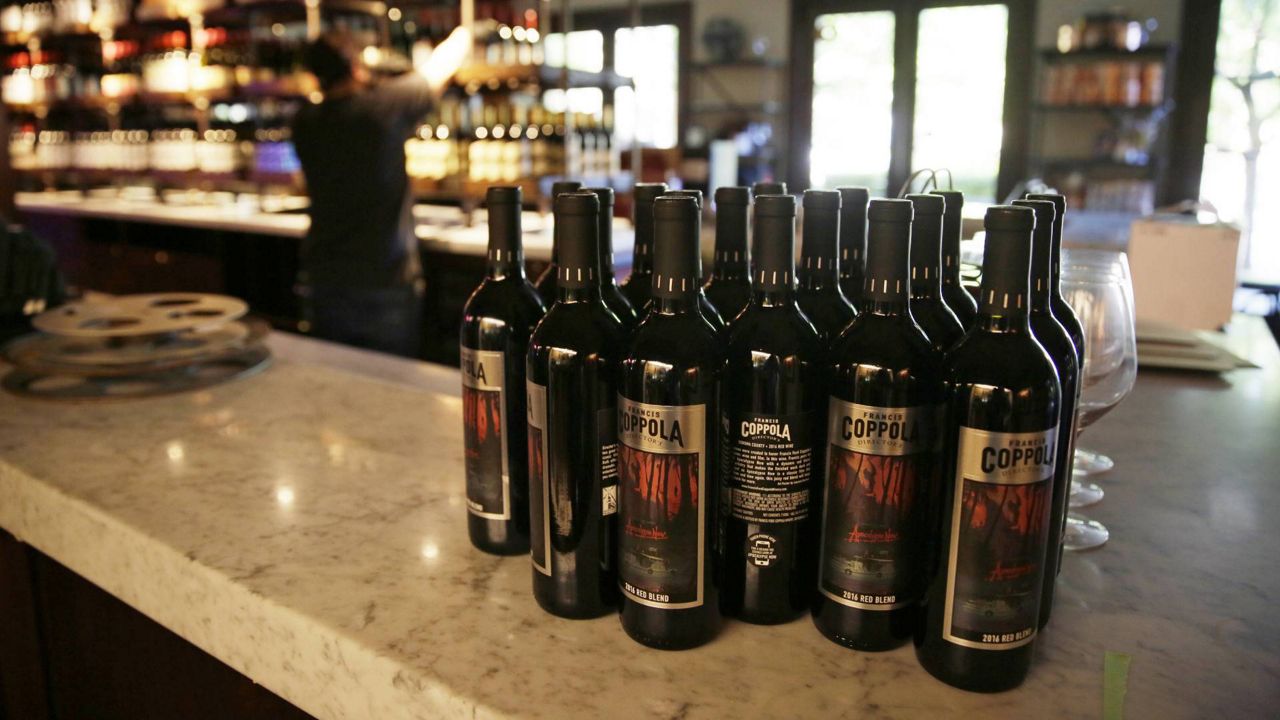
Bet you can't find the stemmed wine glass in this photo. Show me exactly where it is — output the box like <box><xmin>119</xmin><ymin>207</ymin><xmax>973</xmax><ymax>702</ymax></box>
<box><xmin>1065</xmin><ymin>249</ymin><xmax>1135</xmax><ymax>488</ymax></box>
<box><xmin>1060</xmin><ymin>251</ymin><xmax>1138</xmax><ymax>551</ymax></box>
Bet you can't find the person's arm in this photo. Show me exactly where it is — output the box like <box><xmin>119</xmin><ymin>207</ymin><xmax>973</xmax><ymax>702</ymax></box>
<box><xmin>373</xmin><ymin>26</ymin><xmax>471</xmax><ymax>119</ymax></box>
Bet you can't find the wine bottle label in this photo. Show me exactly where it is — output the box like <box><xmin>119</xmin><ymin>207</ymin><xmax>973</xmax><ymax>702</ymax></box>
<box><xmin>617</xmin><ymin>398</ymin><xmax>706</xmax><ymax>609</ymax></box>
<box><xmin>819</xmin><ymin>400</ymin><xmax>942</xmax><ymax>610</ymax></box>
<box><xmin>722</xmin><ymin>411</ymin><xmax>817</xmax><ymax>527</ymax></box>
<box><xmin>461</xmin><ymin>348</ymin><xmax>510</xmax><ymax>520</ymax></box>
<box><xmin>599</xmin><ymin>407</ymin><xmax>619</xmax><ymax>518</ymax></box>
<box><xmin>526</xmin><ymin>381</ymin><xmax>551</xmax><ymax>575</ymax></box>
<box><xmin>942</xmin><ymin>426</ymin><xmax>1057</xmax><ymax>650</ymax></box>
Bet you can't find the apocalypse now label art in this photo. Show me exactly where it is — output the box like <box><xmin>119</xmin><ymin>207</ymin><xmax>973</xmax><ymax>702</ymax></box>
<box><xmin>461</xmin><ymin>348</ymin><xmax>509</xmax><ymax>520</ymax></box>
<box><xmin>618</xmin><ymin>398</ymin><xmax>706</xmax><ymax>609</ymax></box>
<box><xmin>943</xmin><ymin>426</ymin><xmax>1056</xmax><ymax>650</ymax></box>
<box><xmin>820</xmin><ymin>400</ymin><xmax>941</xmax><ymax>610</ymax></box>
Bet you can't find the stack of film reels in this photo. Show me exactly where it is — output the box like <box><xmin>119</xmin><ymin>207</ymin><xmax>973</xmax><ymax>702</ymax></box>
<box><xmin>2</xmin><ymin>293</ymin><xmax>271</xmax><ymax>400</ymax></box>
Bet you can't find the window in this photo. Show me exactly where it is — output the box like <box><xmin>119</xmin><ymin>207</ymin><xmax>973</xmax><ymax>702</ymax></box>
<box><xmin>912</xmin><ymin>5</ymin><xmax>1009</xmax><ymax>201</ymax></box>
<box><xmin>614</xmin><ymin>25</ymin><xmax>680</xmax><ymax>149</ymax></box>
<box><xmin>1199</xmin><ymin>0</ymin><xmax>1280</xmax><ymax>275</ymax></box>
<box><xmin>811</xmin><ymin>12</ymin><xmax>895</xmax><ymax>192</ymax></box>
<box><xmin>792</xmin><ymin>1</ymin><xmax>1030</xmax><ymax>202</ymax></box>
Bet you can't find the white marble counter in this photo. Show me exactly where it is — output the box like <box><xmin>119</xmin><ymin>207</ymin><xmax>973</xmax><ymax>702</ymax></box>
<box><xmin>1</xmin><ymin>327</ymin><xmax>1277</xmax><ymax>719</ymax></box>
<box><xmin>14</xmin><ymin>191</ymin><xmax>635</xmax><ymax>264</ymax></box>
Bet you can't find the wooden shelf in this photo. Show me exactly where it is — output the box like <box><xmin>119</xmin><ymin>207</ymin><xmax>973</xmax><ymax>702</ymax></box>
<box><xmin>1034</xmin><ymin>102</ymin><xmax>1166</xmax><ymax>114</ymax></box>
<box><xmin>689</xmin><ymin>58</ymin><xmax>785</xmax><ymax>71</ymax></box>
<box><xmin>1040</xmin><ymin>45</ymin><xmax>1172</xmax><ymax>63</ymax></box>
<box><xmin>453</xmin><ymin>64</ymin><xmax>632</xmax><ymax>91</ymax></box>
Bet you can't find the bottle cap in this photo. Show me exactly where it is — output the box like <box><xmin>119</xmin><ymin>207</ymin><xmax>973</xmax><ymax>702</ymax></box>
<box><xmin>838</xmin><ymin>187</ymin><xmax>870</xmax><ymax>268</ymax></box>
<box><xmin>485</xmin><ymin>186</ymin><xmax>522</xmax><ymax>258</ymax></box>
<box><xmin>632</xmin><ymin>182</ymin><xmax>668</xmax><ymax>259</ymax></box>
<box><xmin>755</xmin><ymin>193</ymin><xmax>796</xmax><ymax>218</ymax></box>
<box><xmin>551</xmin><ymin>180</ymin><xmax>582</xmax><ymax>198</ymax></box>
<box><xmin>752</xmin><ymin>181</ymin><xmax>788</xmax><ymax>196</ymax></box>
<box><xmin>752</xmin><ymin>194</ymin><xmax>796</xmax><ymax>289</ymax></box>
<box><xmin>865</xmin><ymin>199</ymin><xmax>912</xmax><ymax>301</ymax></box>
<box><xmin>868</xmin><ymin>198</ymin><xmax>913</xmax><ymax>222</ymax></box>
<box><xmin>979</xmin><ymin>205</ymin><xmax>1035</xmax><ymax>313</ymax></box>
<box><xmin>1012</xmin><ymin>199</ymin><xmax>1056</xmax><ymax>292</ymax></box>
<box><xmin>907</xmin><ymin>194</ymin><xmax>944</xmax><ymax>287</ymax></box>
<box><xmin>555</xmin><ymin>191</ymin><xmax>600</xmax><ymax>290</ymax></box>
<box><xmin>801</xmin><ymin>189</ymin><xmax>840</xmax><ymax>262</ymax></box>
<box><xmin>905</xmin><ymin>192</ymin><xmax>944</xmax><ymax>216</ymax></box>
<box><xmin>715</xmin><ymin>186</ymin><xmax>751</xmax><ymax>207</ymax></box>
<box><xmin>665</xmin><ymin>188</ymin><xmax>703</xmax><ymax>208</ymax></box>
<box><xmin>652</xmin><ymin>196</ymin><xmax>702</xmax><ymax>298</ymax></box>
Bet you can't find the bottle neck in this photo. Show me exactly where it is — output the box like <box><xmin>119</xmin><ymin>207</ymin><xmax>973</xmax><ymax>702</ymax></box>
<box><xmin>909</xmin><ymin>264</ymin><xmax>943</xmax><ymax>300</ymax></box>
<box><xmin>942</xmin><ymin>223</ymin><xmax>964</xmax><ymax>287</ymax></box>
<box><xmin>714</xmin><ymin>208</ymin><xmax>749</xmax><ymax>279</ymax></box>
<box><xmin>1030</xmin><ymin>257</ymin><xmax>1053</xmax><ymax>312</ymax></box>
<box><xmin>653</xmin><ymin>293</ymin><xmax>699</xmax><ymax>315</ymax></box>
<box><xmin>632</xmin><ymin>237</ymin><xmax>653</xmax><ymax>275</ymax></box>
<box><xmin>485</xmin><ymin>248</ymin><xmax>525</xmax><ymax>281</ymax></box>
<box><xmin>798</xmin><ymin>254</ymin><xmax>839</xmax><ymax>289</ymax></box>
<box><xmin>752</xmin><ymin>285</ymin><xmax>795</xmax><ymax>307</ymax></box>
<box><xmin>975</xmin><ymin>310</ymin><xmax>1031</xmax><ymax>333</ymax></box>
<box><xmin>558</xmin><ymin>283</ymin><xmax>602</xmax><ymax>303</ymax></box>
<box><xmin>864</xmin><ymin>296</ymin><xmax>910</xmax><ymax>317</ymax></box>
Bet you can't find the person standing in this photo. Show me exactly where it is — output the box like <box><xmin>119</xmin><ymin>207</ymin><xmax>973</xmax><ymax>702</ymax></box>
<box><xmin>292</xmin><ymin>27</ymin><xmax>469</xmax><ymax>356</ymax></box>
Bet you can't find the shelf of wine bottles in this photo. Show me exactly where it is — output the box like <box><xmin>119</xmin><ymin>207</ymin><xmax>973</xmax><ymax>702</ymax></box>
<box><xmin>3</xmin><ymin>0</ymin><xmax>630</xmax><ymax>200</ymax></box>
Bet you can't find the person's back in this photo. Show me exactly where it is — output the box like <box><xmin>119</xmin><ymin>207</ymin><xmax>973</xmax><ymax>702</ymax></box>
<box><xmin>293</xmin><ymin>80</ymin><xmax>425</xmax><ymax>289</ymax></box>
<box><xmin>291</xmin><ymin>28</ymin><xmax>468</xmax><ymax>356</ymax></box>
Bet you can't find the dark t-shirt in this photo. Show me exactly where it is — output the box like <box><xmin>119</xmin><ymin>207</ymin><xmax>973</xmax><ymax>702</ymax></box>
<box><xmin>292</xmin><ymin>74</ymin><xmax>435</xmax><ymax>289</ymax></box>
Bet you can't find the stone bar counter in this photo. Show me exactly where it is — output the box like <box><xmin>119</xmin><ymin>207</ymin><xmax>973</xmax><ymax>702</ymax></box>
<box><xmin>0</xmin><ymin>323</ymin><xmax>1277</xmax><ymax>719</ymax></box>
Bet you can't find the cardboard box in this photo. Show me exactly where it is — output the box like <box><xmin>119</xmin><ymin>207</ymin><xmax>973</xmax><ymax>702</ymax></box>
<box><xmin>1128</xmin><ymin>215</ymin><xmax>1240</xmax><ymax>331</ymax></box>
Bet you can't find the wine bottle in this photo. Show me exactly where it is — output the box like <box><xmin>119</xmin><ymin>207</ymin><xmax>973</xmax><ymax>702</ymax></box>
<box><xmin>752</xmin><ymin>181</ymin><xmax>787</xmax><ymax>196</ymax></box>
<box><xmin>659</xmin><ymin>189</ymin><xmax>725</xmax><ymax>330</ymax></box>
<box><xmin>587</xmin><ymin>187</ymin><xmax>639</xmax><ymax>328</ymax></box>
<box><xmin>813</xmin><ymin>198</ymin><xmax>945</xmax><ymax>651</ymax></box>
<box><xmin>916</xmin><ymin>205</ymin><xmax>1061</xmax><ymax>693</ymax></box>
<box><xmin>928</xmin><ymin>190</ymin><xmax>978</xmax><ymax>329</ymax></box>
<box><xmin>719</xmin><ymin>194</ymin><xmax>825</xmax><ymax>624</ymax></box>
<box><xmin>1024</xmin><ymin>192</ymin><xmax>1084</xmax><ymax>583</ymax></box>
<box><xmin>534</xmin><ymin>179</ymin><xmax>583</xmax><ymax>304</ymax></box>
<box><xmin>1025</xmin><ymin>194</ymin><xmax>1085</xmax><ymax>367</ymax></box>
<box><xmin>797</xmin><ymin>189</ymin><xmax>857</xmax><ymax>342</ymax></box>
<box><xmin>460</xmin><ymin>186</ymin><xmax>548</xmax><ymax>555</ymax></box>
<box><xmin>837</xmin><ymin>186</ymin><xmax>870</xmax><ymax>310</ymax></box>
<box><xmin>1012</xmin><ymin>199</ymin><xmax>1080</xmax><ymax>630</ymax></box>
<box><xmin>702</xmin><ymin>186</ymin><xmax>753</xmax><ymax>324</ymax></box>
<box><xmin>526</xmin><ymin>191</ymin><xmax>625</xmax><ymax>619</ymax></box>
<box><xmin>906</xmin><ymin>194</ymin><xmax>965</xmax><ymax>353</ymax></box>
<box><xmin>618</xmin><ymin>182</ymin><xmax>669</xmax><ymax>311</ymax></box>
<box><xmin>618</xmin><ymin>195</ymin><xmax>722</xmax><ymax>649</ymax></box>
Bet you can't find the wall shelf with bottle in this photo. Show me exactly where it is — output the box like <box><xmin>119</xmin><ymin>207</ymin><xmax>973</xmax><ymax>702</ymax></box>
<box><xmin>3</xmin><ymin>0</ymin><xmax>632</xmax><ymax>208</ymax></box>
<box><xmin>1029</xmin><ymin>25</ymin><xmax>1176</xmax><ymax>215</ymax></box>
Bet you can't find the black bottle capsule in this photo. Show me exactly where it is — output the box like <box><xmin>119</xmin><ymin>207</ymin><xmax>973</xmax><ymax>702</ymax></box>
<box><xmin>906</xmin><ymin>193</ymin><xmax>966</xmax><ymax>353</ymax></box>
<box><xmin>703</xmin><ymin>186</ymin><xmax>753</xmax><ymax>323</ymax></box>
<box><xmin>534</xmin><ymin>180</ymin><xmax>583</xmax><ymax>304</ymax></box>
<box><xmin>797</xmin><ymin>189</ymin><xmax>857</xmax><ymax>342</ymax></box>
<box><xmin>618</xmin><ymin>182</ymin><xmax>669</xmax><ymax>311</ymax></box>
<box><xmin>929</xmin><ymin>189</ymin><xmax>978</xmax><ymax>328</ymax></box>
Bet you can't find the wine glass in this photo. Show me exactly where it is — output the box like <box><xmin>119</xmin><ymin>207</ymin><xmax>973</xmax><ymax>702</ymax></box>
<box><xmin>1060</xmin><ymin>252</ymin><xmax>1138</xmax><ymax>551</ymax></box>
<box><xmin>1064</xmin><ymin>249</ymin><xmax>1134</xmax><ymax>480</ymax></box>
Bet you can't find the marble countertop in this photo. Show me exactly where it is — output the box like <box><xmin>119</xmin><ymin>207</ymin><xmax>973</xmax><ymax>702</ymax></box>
<box><xmin>14</xmin><ymin>191</ymin><xmax>635</xmax><ymax>264</ymax></box>
<box><xmin>1</xmin><ymin>325</ymin><xmax>1277</xmax><ymax>719</ymax></box>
